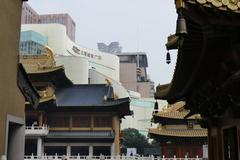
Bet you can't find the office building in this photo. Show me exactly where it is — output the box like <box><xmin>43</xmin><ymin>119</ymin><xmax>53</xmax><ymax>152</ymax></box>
<box><xmin>117</xmin><ymin>52</ymin><xmax>155</xmax><ymax>98</ymax></box>
<box><xmin>21</xmin><ymin>3</ymin><xmax>76</xmax><ymax>41</ymax></box>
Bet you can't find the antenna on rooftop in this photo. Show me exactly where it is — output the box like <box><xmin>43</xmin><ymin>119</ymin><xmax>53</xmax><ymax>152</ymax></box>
<box><xmin>137</xmin><ymin>25</ymin><xmax>140</xmax><ymax>68</ymax></box>
<box><xmin>136</xmin><ymin>24</ymin><xmax>141</xmax><ymax>82</ymax></box>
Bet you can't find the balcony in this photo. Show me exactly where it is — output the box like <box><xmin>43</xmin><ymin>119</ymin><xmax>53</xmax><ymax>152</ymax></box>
<box><xmin>25</xmin><ymin>125</ymin><xmax>49</xmax><ymax>136</ymax></box>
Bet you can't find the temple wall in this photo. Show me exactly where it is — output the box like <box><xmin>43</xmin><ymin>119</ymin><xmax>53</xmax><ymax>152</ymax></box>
<box><xmin>0</xmin><ymin>0</ymin><xmax>25</xmax><ymax>157</ymax></box>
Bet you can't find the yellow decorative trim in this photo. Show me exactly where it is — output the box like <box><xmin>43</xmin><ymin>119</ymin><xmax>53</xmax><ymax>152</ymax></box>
<box><xmin>185</xmin><ymin>0</ymin><xmax>240</xmax><ymax>12</ymax></box>
<box><xmin>176</xmin><ymin>0</ymin><xmax>185</xmax><ymax>8</ymax></box>
<box><xmin>50</xmin><ymin>127</ymin><xmax>70</xmax><ymax>131</ymax></box>
<box><xmin>39</xmin><ymin>96</ymin><xmax>55</xmax><ymax>103</ymax></box>
<box><xmin>196</xmin><ymin>0</ymin><xmax>207</xmax><ymax>4</ymax></box>
<box><xmin>71</xmin><ymin>128</ymin><xmax>92</xmax><ymax>131</ymax></box>
<box><xmin>149</xmin><ymin>128</ymin><xmax>207</xmax><ymax>137</ymax></box>
<box><xmin>228</xmin><ymin>2</ymin><xmax>238</xmax><ymax>10</ymax></box>
<box><xmin>222</xmin><ymin>0</ymin><xmax>229</xmax><ymax>5</ymax></box>
<box><xmin>153</xmin><ymin>101</ymin><xmax>202</xmax><ymax>120</ymax></box>
<box><xmin>92</xmin><ymin>127</ymin><xmax>113</xmax><ymax>131</ymax></box>
<box><xmin>20</xmin><ymin>45</ymin><xmax>64</xmax><ymax>74</ymax></box>
<box><xmin>212</xmin><ymin>0</ymin><xmax>223</xmax><ymax>7</ymax></box>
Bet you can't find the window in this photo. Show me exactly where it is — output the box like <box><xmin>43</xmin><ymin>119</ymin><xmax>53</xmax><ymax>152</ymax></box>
<box><xmin>48</xmin><ymin>116</ymin><xmax>70</xmax><ymax>127</ymax></box>
<box><xmin>72</xmin><ymin>116</ymin><xmax>91</xmax><ymax>128</ymax></box>
<box><xmin>94</xmin><ymin>116</ymin><xmax>112</xmax><ymax>128</ymax></box>
<box><xmin>187</xmin><ymin>121</ymin><xmax>194</xmax><ymax>129</ymax></box>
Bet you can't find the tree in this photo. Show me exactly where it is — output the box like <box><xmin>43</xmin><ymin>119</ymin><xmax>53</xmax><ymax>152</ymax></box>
<box><xmin>121</xmin><ymin>128</ymin><xmax>150</xmax><ymax>154</ymax></box>
<box><xmin>150</xmin><ymin>139</ymin><xmax>161</xmax><ymax>148</ymax></box>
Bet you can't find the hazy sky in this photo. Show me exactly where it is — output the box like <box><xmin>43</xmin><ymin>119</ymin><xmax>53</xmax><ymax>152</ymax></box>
<box><xmin>28</xmin><ymin>0</ymin><xmax>177</xmax><ymax>85</ymax></box>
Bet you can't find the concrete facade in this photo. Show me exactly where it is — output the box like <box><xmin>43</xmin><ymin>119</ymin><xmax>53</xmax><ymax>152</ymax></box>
<box><xmin>38</xmin><ymin>14</ymin><xmax>76</xmax><ymax>42</ymax></box>
<box><xmin>120</xmin><ymin>63</ymin><xmax>137</xmax><ymax>91</ymax></box>
<box><xmin>0</xmin><ymin>0</ymin><xmax>26</xmax><ymax>159</ymax></box>
<box><xmin>119</xmin><ymin>62</ymin><xmax>154</xmax><ymax>98</ymax></box>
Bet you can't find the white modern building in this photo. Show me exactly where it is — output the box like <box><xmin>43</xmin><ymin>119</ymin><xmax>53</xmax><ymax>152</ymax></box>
<box><xmin>21</xmin><ymin>24</ymin><xmax>120</xmax><ymax>83</ymax></box>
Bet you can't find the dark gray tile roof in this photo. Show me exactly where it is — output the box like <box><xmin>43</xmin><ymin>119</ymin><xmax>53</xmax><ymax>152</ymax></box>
<box><xmin>55</xmin><ymin>84</ymin><xmax>128</xmax><ymax>107</ymax></box>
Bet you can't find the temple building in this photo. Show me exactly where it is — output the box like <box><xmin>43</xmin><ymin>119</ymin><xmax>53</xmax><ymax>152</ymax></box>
<box><xmin>156</xmin><ymin>0</ymin><xmax>240</xmax><ymax>159</ymax></box>
<box><xmin>20</xmin><ymin>47</ymin><xmax>131</xmax><ymax>156</ymax></box>
<box><xmin>148</xmin><ymin>102</ymin><xmax>207</xmax><ymax>158</ymax></box>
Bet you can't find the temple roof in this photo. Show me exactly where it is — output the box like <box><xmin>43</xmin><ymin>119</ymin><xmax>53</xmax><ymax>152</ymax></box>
<box><xmin>156</xmin><ymin>0</ymin><xmax>240</xmax><ymax>118</ymax></box>
<box><xmin>177</xmin><ymin>0</ymin><xmax>240</xmax><ymax>13</ymax></box>
<box><xmin>48</xmin><ymin>84</ymin><xmax>132</xmax><ymax>117</ymax></box>
<box><xmin>20</xmin><ymin>47</ymin><xmax>73</xmax><ymax>88</ymax></box>
<box><xmin>149</xmin><ymin>128</ymin><xmax>207</xmax><ymax>138</ymax></box>
<box><xmin>152</xmin><ymin>102</ymin><xmax>201</xmax><ymax>123</ymax></box>
<box><xmin>18</xmin><ymin>63</ymin><xmax>39</xmax><ymax>108</ymax></box>
<box><xmin>28</xmin><ymin>67</ymin><xmax>73</xmax><ymax>88</ymax></box>
<box><xmin>56</xmin><ymin>84</ymin><xmax>116</xmax><ymax>107</ymax></box>
<box><xmin>38</xmin><ymin>86</ymin><xmax>56</xmax><ymax>103</ymax></box>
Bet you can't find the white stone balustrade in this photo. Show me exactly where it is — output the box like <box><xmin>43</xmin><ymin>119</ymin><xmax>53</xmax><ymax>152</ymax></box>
<box><xmin>25</xmin><ymin>125</ymin><xmax>49</xmax><ymax>136</ymax></box>
<box><xmin>24</xmin><ymin>154</ymin><xmax>204</xmax><ymax>160</ymax></box>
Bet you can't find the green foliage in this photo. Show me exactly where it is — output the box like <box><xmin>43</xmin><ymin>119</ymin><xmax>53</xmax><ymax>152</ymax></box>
<box><xmin>150</xmin><ymin>139</ymin><xmax>160</xmax><ymax>147</ymax></box>
<box><xmin>121</xmin><ymin>128</ymin><xmax>150</xmax><ymax>154</ymax></box>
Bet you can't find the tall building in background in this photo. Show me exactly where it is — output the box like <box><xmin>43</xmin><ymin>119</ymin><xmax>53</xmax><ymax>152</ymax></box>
<box><xmin>21</xmin><ymin>3</ymin><xmax>76</xmax><ymax>42</ymax></box>
<box><xmin>98</xmin><ymin>42</ymin><xmax>154</xmax><ymax>98</ymax></box>
<box><xmin>117</xmin><ymin>52</ymin><xmax>155</xmax><ymax>98</ymax></box>
<box><xmin>21</xmin><ymin>2</ymin><xmax>38</xmax><ymax>24</ymax></box>
<box><xmin>97</xmin><ymin>42</ymin><xmax>122</xmax><ymax>53</ymax></box>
